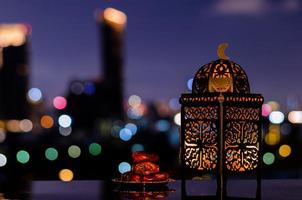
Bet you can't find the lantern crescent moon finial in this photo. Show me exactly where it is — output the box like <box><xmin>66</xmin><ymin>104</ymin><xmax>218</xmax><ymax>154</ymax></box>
<box><xmin>217</xmin><ymin>43</ymin><xmax>230</xmax><ymax>60</ymax></box>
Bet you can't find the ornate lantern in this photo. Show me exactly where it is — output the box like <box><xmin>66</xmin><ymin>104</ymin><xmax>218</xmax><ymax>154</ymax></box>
<box><xmin>180</xmin><ymin>44</ymin><xmax>263</xmax><ymax>199</ymax></box>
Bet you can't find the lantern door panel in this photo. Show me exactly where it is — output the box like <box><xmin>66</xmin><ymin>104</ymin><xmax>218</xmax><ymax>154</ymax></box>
<box><xmin>183</xmin><ymin>105</ymin><xmax>219</xmax><ymax>171</ymax></box>
<box><xmin>224</xmin><ymin>105</ymin><xmax>261</xmax><ymax>173</ymax></box>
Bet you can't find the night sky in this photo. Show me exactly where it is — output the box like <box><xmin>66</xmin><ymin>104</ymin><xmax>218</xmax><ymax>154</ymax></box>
<box><xmin>1</xmin><ymin>0</ymin><xmax>302</xmax><ymax>109</ymax></box>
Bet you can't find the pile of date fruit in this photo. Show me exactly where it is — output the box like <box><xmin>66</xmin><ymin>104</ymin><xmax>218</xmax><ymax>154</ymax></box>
<box><xmin>121</xmin><ymin>152</ymin><xmax>170</xmax><ymax>182</ymax></box>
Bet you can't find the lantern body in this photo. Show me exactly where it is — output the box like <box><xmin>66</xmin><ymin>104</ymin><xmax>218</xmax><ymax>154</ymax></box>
<box><xmin>180</xmin><ymin>59</ymin><xmax>263</xmax><ymax>198</ymax></box>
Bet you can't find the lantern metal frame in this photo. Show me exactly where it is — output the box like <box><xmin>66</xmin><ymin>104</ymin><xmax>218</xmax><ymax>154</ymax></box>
<box><xmin>179</xmin><ymin>51</ymin><xmax>263</xmax><ymax>200</ymax></box>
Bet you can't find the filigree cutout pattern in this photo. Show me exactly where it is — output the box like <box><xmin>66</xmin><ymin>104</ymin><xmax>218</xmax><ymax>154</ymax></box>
<box><xmin>184</xmin><ymin>106</ymin><xmax>218</xmax><ymax>120</ymax></box>
<box><xmin>225</xmin><ymin>107</ymin><xmax>260</xmax><ymax>121</ymax></box>
<box><xmin>225</xmin><ymin>121</ymin><xmax>259</xmax><ymax>172</ymax></box>
<box><xmin>184</xmin><ymin>119</ymin><xmax>218</xmax><ymax>170</ymax></box>
<box><xmin>209</xmin><ymin>62</ymin><xmax>233</xmax><ymax>92</ymax></box>
<box><xmin>192</xmin><ymin>59</ymin><xmax>250</xmax><ymax>94</ymax></box>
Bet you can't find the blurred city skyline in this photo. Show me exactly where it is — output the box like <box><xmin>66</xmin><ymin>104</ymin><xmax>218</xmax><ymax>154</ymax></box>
<box><xmin>1</xmin><ymin>0</ymin><xmax>302</xmax><ymax>109</ymax></box>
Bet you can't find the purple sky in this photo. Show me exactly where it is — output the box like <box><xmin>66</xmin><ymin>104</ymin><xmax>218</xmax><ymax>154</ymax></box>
<box><xmin>1</xmin><ymin>0</ymin><xmax>302</xmax><ymax>109</ymax></box>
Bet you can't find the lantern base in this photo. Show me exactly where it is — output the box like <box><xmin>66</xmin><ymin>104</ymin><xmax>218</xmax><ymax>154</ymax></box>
<box><xmin>181</xmin><ymin>178</ymin><xmax>261</xmax><ymax>200</ymax></box>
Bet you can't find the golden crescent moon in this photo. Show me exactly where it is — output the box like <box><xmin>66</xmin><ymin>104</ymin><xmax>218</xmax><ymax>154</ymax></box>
<box><xmin>217</xmin><ymin>43</ymin><xmax>230</xmax><ymax>60</ymax></box>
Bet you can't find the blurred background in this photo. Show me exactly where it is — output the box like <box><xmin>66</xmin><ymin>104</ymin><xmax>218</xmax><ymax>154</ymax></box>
<box><xmin>0</xmin><ymin>0</ymin><xmax>302</xmax><ymax>196</ymax></box>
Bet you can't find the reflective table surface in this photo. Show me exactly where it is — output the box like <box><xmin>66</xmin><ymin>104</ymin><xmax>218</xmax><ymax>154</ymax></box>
<box><xmin>1</xmin><ymin>179</ymin><xmax>302</xmax><ymax>199</ymax></box>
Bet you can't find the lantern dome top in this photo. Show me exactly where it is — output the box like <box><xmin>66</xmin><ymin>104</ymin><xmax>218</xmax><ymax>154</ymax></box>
<box><xmin>192</xmin><ymin>44</ymin><xmax>250</xmax><ymax>94</ymax></box>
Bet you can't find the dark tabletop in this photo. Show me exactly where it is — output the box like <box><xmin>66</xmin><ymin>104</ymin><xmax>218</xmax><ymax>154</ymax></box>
<box><xmin>27</xmin><ymin>179</ymin><xmax>302</xmax><ymax>200</ymax></box>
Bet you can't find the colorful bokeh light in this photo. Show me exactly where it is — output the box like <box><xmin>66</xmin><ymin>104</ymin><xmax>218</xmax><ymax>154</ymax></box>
<box><xmin>89</xmin><ymin>143</ymin><xmax>102</xmax><ymax>156</ymax></box>
<box><xmin>53</xmin><ymin>96</ymin><xmax>67</xmax><ymax>110</ymax></box>
<box><xmin>16</xmin><ymin>150</ymin><xmax>30</xmax><ymax>164</ymax></box>
<box><xmin>59</xmin><ymin>169</ymin><xmax>74</xmax><ymax>182</ymax></box>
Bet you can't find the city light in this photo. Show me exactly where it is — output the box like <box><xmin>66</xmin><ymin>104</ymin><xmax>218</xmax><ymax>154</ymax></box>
<box><xmin>70</xmin><ymin>81</ymin><xmax>84</xmax><ymax>95</ymax></box>
<box><xmin>155</xmin><ymin>119</ymin><xmax>170</xmax><ymax>132</ymax></box>
<box><xmin>125</xmin><ymin>123</ymin><xmax>137</xmax><ymax>135</ymax></box>
<box><xmin>128</xmin><ymin>95</ymin><xmax>141</xmax><ymax>107</ymax></box>
<box><xmin>19</xmin><ymin>119</ymin><xmax>33</xmax><ymax>132</ymax></box>
<box><xmin>186</xmin><ymin>78</ymin><xmax>193</xmax><ymax>91</ymax></box>
<box><xmin>6</xmin><ymin>120</ymin><xmax>21</xmax><ymax>132</ymax></box>
<box><xmin>68</xmin><ymin>145</ymin><xmax>81</xmax><ymax>158</ymax></box>
<box><xmin>174</xmin><ymin>112</ymin><xmax>181</xmax><ymax>126</ymax></box>
<box><xmin>84</xmin><ymin>82</ymin><xmax>95</xmax><ymax>95</ymax></box>
<box><xmin>59</xmin><ymin>169</ymin><xmax>74</xmax><ymax>182</ymax></box>
<box><xmin>263</xmin><ymin>152</ymin><xmax>275</xmax><ymax>165</ymax></box>
<box><xmin>131</xmin><ymin>144</ymin><xmax>144</xmax><ymax>152</ymax></box>
<box><xmin>168</xmin><ymin>98</ymin><xmax>180</xmax><ymax>111</ymax></box>
<box><xmin>0</xmin><ymin>24</ymin><xmax>29</xmax><ymax>47</ymax></box>
<box><xmin>267</xmin><ymin>101</ymin><xmax>280</xmax><ymax>111</ymax></box>
<box><xmin>59</xmin><ymin>126</ymin><xmax>72</xmax><ymax>136</ymax></box>
<box><xmin>27</xmin><ymin>88</ymin><xmax>42</xmax><ymax>103</ymax></box>
<box><xmin>269</xmin><ymin>111</ymin><xmax>284</xmax><ymax>124</ymax></box>
<box><xmin>103</xmin><ymin>7</ymin><xmax>127</xmax><ymax>30</ymax></box>
<box><xmin>288</xmin><ymin>111</ymin><xmax>302</xmax><ymax>124</ymax></box>
<box><xmin>265</xmin><ymin>124</ymin><xmax>281</xmax><ymax>146</ymax></box>
<box><xmin>262</xmin><ymin>104</ymin><xmax>272</xmax><ymax>117</ymax></box>
<box><xmin>118</xmin><ymin>162</ymin><xmax>131</xmax><ymax>174</ymax></box>
<box><xmin>45</xmin><ymin>147</ymin><xmax>59</xmax><ymax>161</ymax></box>
<box><xmin>0</xmin><ymin>154</ymin><xmax>7</xmax><ymax>167</ymax></box>
<box><xmin>89</xmin><ymin>143</ymin><xmax>102</xmax><ymax>156</ymax></box>
<box><xmin>58</xmin><ymin>114</ymin><xmax>72</xmax><ymax>128</ymax></box>
<box><xmin>16</xmin><ymin>150</ymin><xmax>30</xmax><ymax>164</ymax></box>
<box><xmin>278</xmin><ymin>144</ymin><xmax>291</xmax><ymax>158</ymax></box>
<box><xmin>53</xmin><ymin>96</ymin><xmax>67</xmax><ymax>110</ymax></box>
<box><xmin>40</xmin><ymin>115</ymin><xmax>54</xmax><ymax>129</ymax></box>
<box><xmin>0</xmin><ymin>129</ymin><xmax>6</xmax><ymax>143</ymax></box>
<box><xmin>119</xmin><ymin>128</ymin><xmax>132</xmax><ymax>141</ymax></box>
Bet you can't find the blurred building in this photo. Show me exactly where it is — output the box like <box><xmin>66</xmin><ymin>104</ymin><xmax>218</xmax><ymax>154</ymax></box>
<box><xmin>0</xmin><ymin>24</ymin><xmax>30</xmax><ymax>120</ymax></box>
<box><xmin>64</xmin><ymin>8</ymin><xmax>126</xmax><ymax>129</ymax></box>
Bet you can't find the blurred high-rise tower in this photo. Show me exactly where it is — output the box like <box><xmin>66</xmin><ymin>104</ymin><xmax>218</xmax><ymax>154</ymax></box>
<box><xmin>0</xmin><ymin>24</ymin><xmax>30</xmax><ymax>120</ymax></box>
<box><xmin>100</xmin><ymin>7</ymin><xmax>126</xmax><ymax>120</ymax></box>
<box><xmin>65</xmin><ymin>8</ymin><xmax>126</xmax><ymax>129</ymax></box>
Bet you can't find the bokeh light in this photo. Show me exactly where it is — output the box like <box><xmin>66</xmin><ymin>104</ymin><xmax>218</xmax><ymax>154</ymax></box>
<box><xmin>288</xmin><ymin>111</ymin><xmax>302</xmax><ymax>124</ymax></box>
<box><xmin>263</xmin><ymin>152</ymin><xmax>275</xmax><ymax>165</ymax></box>
<box><xmin>0</xmin><ymin>129</ymin><xmax>6</xmax><ymax>143</ymax></box>
<box><xmin>58</xmin><ymin>114</ymin><xmax>72</xmax><ymax>128</ymax></box>
<box><xmin>19</xmin><ymin>119</ymin><xmax>33</xmax><ymax>132</ymax></box>
<box><xmin>45</xmin><ymin>147</ymin><xmax>59</xmax><ymax>161</ymax></box>
<box><xmin>27</xmin><ymin>88</ymin><xmax>42</xmax><ymax>103</ymax></box>
<box><xmin>131</xmin><ymin>144</ymin><xmax>144</xmax><ymax>152</ymax></box>
<box><xmin>262</xmin><ymin>104</ymin><xmax>272</xmax><ymax>117</ymax></box>
<box><xmin>16</xmin><ymin>150</ymin><xmax>30</xmax><ymax>164</ymax></box>
<box><xmin>267</xmin><ymin>101</ymin><xmax>280</xmax><ymax>111</ymax></box>
<box><xmin>89</xmin><ymin>143</ymin><xmax>102</xmax><ymax>156</ymax></box>
<box><xmin>118</xmin><ymin>162</ymin><xmax>131</xmax><ymax>174</ymax></box>
<box><xmin>6</xmin><ymin>120</ymin><xmax>21</xmax><ymax>132</ymax></box>
<box><xmin>119</xmin><ymin>128</ymin><xmax>132</xmax><ymax>141</ymax></box>
<box><xmin>186</xmin><ymin>78</ymin><xmax>193</xmax><ymax>91</ymax></box>
<box><xmin>168</xmin><ymin>98</ymin><xmax>180</xmax><ymax>111</ymax></box>
<box><xmin>84</xmin><ymin>82</ymin><xmax>95</xmax><ymax>95</ymax></box>
<box><xmin>0</xmin><ymin>120</ymin><xmax>5</xmax><ymax>129</ymax></box>
<box><xmin>0</xmin><ymin>154</ymin><xmax>7</xmax><ymax>167</ymax></box>
<box><xmin>59</xmin><ymin>169</ymin><xmax>74</xmax><ymax>182</ymax></box>
<box><xmin>128</xmin><ymin>95</ymin><xmax>141</xmax><ymax>107</ymax></box>
<box><xmin>265</xmin><ymin>124</ymin><xmax>281</xmax><ymax>146</ymax></box>
<box><xmin>59</xmin><ymin>126</ymin><xmax>72</xmax><ymax>136</ymax></box>
<box><xmin>125</xmin><ymin>123</ymin><xmax>137</xmax><ymax>135</ymax></box>
<box><xmin>68</xmin><ymin>145</ymin><xmax>81</xmax><ymax>158</ymax></box>
<box><xmin>53</xmin><ymin>96</ymin><xmax>67</xmax><ymax>110</ymax></box>
<box><xmin>70</xmin><ymin>81</ymin><xmax>84</xmax><ymax>95</ymax></box>
<box><xmin>174</xmin><ymin>112</ymin><xmax>181</xmax><ymax>126</ymax></box>
<box><xmin>269</xmin><ymin>111</ymin><xmax>284</xmax><ymax>124</ymax></box>
<box><xmin>278</xmin><ymin>144</ymin><xmax>291</xmax><ymax>158</ymax></box>
<box><xmin>40</xmin><ymin>115</ymin><xmax>54</xmax><ymax>129</ymax></box>
<box><xmin>155</xmin><ymin>119</ymin><xmax>170</xmax><ymax>132</ymax></box>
